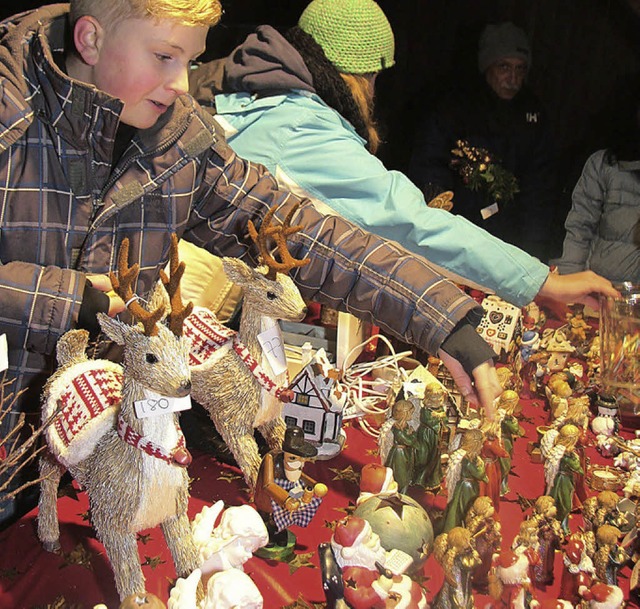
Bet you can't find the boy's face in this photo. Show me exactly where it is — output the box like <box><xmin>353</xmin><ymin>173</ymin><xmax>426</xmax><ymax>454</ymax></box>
<box><xmin>86</xmin><ymin>18</ymin><xmax>207</xmax><ymax>129</ymax></box>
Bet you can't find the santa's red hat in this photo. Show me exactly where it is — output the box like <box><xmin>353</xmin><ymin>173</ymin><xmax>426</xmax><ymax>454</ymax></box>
<box><xmin>360</xmin><ymin>463</ymin><xmax>395</xmax><ymax>495</ymax></box>
<box><xmin>581</xmin><ymin>582</ymin><xmax>624</xmax><ymax>609</ymax></box>
<box><xmin>494</xmin><ymin>549</ymin><xmax>519</xmax><ymax>569</ymax></box>
<box><xmin>333</xmin><ymin>516</ymin><xmax>370</xmax><ymax>552</ymax></box>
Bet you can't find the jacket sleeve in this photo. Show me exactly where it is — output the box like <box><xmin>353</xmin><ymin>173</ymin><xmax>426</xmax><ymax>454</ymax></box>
<box><xmin>557</xmin><ymin>151</ymin><xmax>606</xmax><ymax>275</ymax></box>
<box><xmin>0</xmin><ymin>261</ymin><xmax>84</xmax><ymax>356</ymax></box>
<box><xmin>219</xmin><ymin>96</ymin><xmax>548</xmax><ymax>307</ymax></box>
<box><xmin>185</xmin><ymin>139</ymin><xmax>485</xmax><ymax>357</ymax></box>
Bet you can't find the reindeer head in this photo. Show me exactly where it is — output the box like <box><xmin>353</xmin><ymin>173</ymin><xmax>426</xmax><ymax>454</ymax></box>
<box><xmin>98</xmin><ymin>236</ymin><xmax>193</xmax><ymax>399</ymax></box>
<box><xmin>222</xmin><ymin>204</ymin><xmax>308</xmax><ymax>322</ymax></box>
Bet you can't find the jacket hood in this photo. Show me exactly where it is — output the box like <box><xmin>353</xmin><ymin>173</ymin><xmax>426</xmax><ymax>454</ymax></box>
<box><xmin>224</xmin><ymin>25</ymin><xmax>315</xmax><ymax>96</ymax></box>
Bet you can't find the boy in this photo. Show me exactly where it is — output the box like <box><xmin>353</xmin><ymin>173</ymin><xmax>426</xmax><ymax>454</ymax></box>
<box><xmin>0</xmin><ymin>0</ymin><xmax>496</xmax><ymax>525</ymax></box>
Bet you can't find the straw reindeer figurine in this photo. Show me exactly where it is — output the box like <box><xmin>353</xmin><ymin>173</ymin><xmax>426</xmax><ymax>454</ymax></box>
<box><xmin>186</xmin><ymin>204</ymin><xmax>309</xmax><ymax>489</ymax></box>
<box><xmin>37</xmin><ymin>235</ymin><xmax>198</xmax><ymax>600</ymax></box>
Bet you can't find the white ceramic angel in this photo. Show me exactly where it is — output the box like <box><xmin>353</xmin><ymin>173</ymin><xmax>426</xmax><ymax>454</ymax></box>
<box><xmin>168</xmin><ymin>567</ymin><xmax>263</xmax><ymax>609</ymax></box>
<box><xmin>191</xmin><ymin>501</ymin><xmax>269</xmax><ymax>576</ymax></box>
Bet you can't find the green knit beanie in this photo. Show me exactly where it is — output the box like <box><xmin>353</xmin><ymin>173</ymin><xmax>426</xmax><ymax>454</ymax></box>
<box><xmin>298</xmin><ymin>0</ymin><xmax>395</xmax><ymax>75</ymax></box>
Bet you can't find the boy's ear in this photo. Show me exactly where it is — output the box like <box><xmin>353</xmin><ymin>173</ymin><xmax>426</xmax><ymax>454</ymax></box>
<box><xmin>73</xmin><ymin>15</ymin><xmax>104</xmax><ymax>66</ymax></box>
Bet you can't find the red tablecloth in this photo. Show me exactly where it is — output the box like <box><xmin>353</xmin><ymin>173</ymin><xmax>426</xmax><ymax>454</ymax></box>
<box><xmin>0</xmin><ymin>388</ymin><xmax>636</xmax><ymax>608</ymax></box>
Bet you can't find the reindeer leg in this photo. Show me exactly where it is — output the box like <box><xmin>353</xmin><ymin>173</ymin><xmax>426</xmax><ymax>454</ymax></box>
<box><xmin>161</xmin><ymin>503</ymin><xmax>203</xmax><ymax>601</ymax></box>
<box><xmin>215</xmin><ymin>422</ymin><xmax>262</xmax><ymax>490</ymax></box>
<box><xmin>97</xmin><ymin>527</ymin><xmax>146</xmax><ymax>600</ymax></box>
<box><xmin>257</xmin><ymin>416</ymin><xmax>286</xmax><ymax>452</ymax></box>
<box><xmin>37</xmin><ymin>453</ymin><xmax>65</xmax><ymax>553</ymax></box>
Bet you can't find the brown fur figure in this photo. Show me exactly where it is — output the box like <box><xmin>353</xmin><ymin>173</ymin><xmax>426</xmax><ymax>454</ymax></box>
<box><xmin>38</xmin><ymin>236</ymin><xmax>199</xmax><ymax>600</ymax></box>
<box><xmin>186</xmin><ymin>205</ymin><xmax>308</xmax><ymax>490</ymax></box>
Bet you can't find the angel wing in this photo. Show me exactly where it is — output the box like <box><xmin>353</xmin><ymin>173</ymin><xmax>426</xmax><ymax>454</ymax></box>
<box><xmin>540</xmin><ymin>428</ymin><xmax>559</xmax><ymax>459</ymax></box>
<box><xmin>378</xmin><ymin>418</ymin><xmax>395</xmax><ymax>463</ymax></box>
<box><xmin>191</xmin><ymin>500</ymin><xmax>225</xmax><ymax>551</ymax></box>
<box><xmin>168</xmin><ymin>567</ymin><xmax>201</xmax><ymax>609</ymax></box>
<box><xmin>544</xmin><ymin>444</ymin><xmax>566</xmax><ymax>494</ymax></box>
<box><xmin>445</xmin><ymin>448</ymin><xmax>466</xmax><ymax>504</ymax></box>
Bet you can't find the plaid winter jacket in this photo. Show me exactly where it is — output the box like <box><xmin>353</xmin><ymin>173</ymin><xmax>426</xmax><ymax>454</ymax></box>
<box><xmin>0</xmin><ymin>5</ymin><xmax>482</xmax><ymax>421</ymax></box>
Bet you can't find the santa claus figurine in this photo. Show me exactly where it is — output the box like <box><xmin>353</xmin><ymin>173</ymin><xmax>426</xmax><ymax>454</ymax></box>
<box><xmin>559</xmin><ymin>536</ymin><xmax>595</xmax><ymax>604</ymax></box>
<box><xmin>579</xmin><ymin>581</ymin><xmax>624</xmax><ymax>609</ymax></box>
<box><xmin>488</xmin><ymin>548</ymin><xmax>536</xmax><ymax>609</ymax></box>
<box><xmin>321</xmin><ymin>515</ymin><xmax>428</xmax><ymax>609</ymax></box>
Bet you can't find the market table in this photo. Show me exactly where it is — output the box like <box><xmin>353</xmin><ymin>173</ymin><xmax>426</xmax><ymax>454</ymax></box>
<box><xmin>0</xmin><ymin>372</ymin><xmax>636</xmax><ymax>608</ymax></box>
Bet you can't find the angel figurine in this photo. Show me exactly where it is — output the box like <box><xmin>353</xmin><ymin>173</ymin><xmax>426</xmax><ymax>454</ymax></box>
<box><xmin>479</xmin><ymin>418</ymin><xmax>509</xmax><ymax>512</ymax></box>
<box><xmin>464</xmin><ymin>496</ymin><xmax>501</xmax><ymax>594</ymax></box>
<box><xmin>497</xmin><ymin>390</ymin><xmax>523</xmax><ymax>496</ymax></box>
<box><xmin>378</xmin><ymin>399</ymin><xmax>418</xmax><ymax>494</ymax></box>
<box><xmin>528</xmin><ymin>495</ymin><xmax>564</xmax><ymax>587</ymax></box>
<box><xmin>582</xmin><ymin>491</ymin><xmax>629</xmax><ymax>533</ymax></box>
<box><xmin>541</xmin><ymin>424</ymin><xmax>583</xmax><ymax>533</ymax></box>
<box><xmin>594</xmin><ymin>524</ymin><xmax>628</xmax><ymax>586</ymax></box>
<box><xmin>441</xmin><ymin>428</ymin><xmax>487</xmax><ymax>533</ymax></box>
<box><xmin>414</xmin><ymin>382</ymin><xmax>448</xmax><ymax>490</ymax></box>
<box><xmin>431</xmin><ymin>527</ymin><xmax>481</xmax><ymax>609</ymax></box>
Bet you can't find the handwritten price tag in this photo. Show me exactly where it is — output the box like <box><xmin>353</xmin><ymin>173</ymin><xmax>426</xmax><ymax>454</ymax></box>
<box><xmin>257</xmin><ymin>324</ymin><xmax>288</xmax><ymax>376</ymax></box>
<box><xmin>134</xmin><ymin>389</ymin><xmax>192</xmax><ymax>419</ymax></box>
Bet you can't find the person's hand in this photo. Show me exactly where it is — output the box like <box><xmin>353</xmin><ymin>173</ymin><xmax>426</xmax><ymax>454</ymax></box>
<box><xmin>437</xmin><ymin>349</ymin><xmax>502</xmax><ymax>420</ymax></box>
<box><xmin>537</xmin><ymin>270</ymin><xmax>620</xmax><ymax>310</ymax></box>
<box><xmin>86</xmin><ymin>274</ymin><xmax>126</xmax><ymax>316</ymax></box>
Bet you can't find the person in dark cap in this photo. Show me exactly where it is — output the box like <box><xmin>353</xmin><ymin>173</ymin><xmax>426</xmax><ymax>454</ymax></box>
<box><xmin>254</xmin><ymin>425</ymin><xmax>328</xmax><ymax>550</ymax></box>
<box><xmin>409</xmin><ymin>21</ymin><xmax>559</xmax><ymax>262</ymax></box>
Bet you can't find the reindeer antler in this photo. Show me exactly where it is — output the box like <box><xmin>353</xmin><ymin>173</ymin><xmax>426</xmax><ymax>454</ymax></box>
<box><xmin>247</xmin><ymin>204</ymin><xmax>310</xmax><ymax>280</ymax></box>
<box><xmin>159</xmin><ymin>234</ymin><xmax>194</xmax><ymax>337</ymax></box>
<box><xmin>109</xmin><ymin>238</ymin><xmax>165</xmax><ymax>337</ymax></box>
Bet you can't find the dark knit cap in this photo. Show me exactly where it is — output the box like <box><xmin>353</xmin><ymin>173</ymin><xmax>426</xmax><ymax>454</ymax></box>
<box><xmin>478</xmin><ymin>22</ymin><xmax>531</xmax><ymax>73</ymax></box>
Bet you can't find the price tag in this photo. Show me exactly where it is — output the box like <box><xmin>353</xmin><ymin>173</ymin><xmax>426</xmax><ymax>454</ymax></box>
<box><xmin>134</xmin><ymin>389</ymin><xmax>192</xmax><ymax>419</ymax></box>
<box><xmin>257</xmin><ymin>324</ymin><xmax>288</xmax><ymax>376</ymax></box>
<box><xmin>480</xmin><ymin>201</ymin><xmax>499</xmax><ymax>219</ymax></box>
<box><xmin>0</xmin><ymin>334</ymin><xmax>7</xmax><ymax>372</ymax></box>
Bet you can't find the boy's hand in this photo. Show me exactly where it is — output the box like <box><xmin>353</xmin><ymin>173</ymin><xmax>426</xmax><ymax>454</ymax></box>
<box><xmin>437</xmin><ymin>350</ymin><xmax>502</xmax><ymax>420</ymax></box>
<box><xmin>86</xmin><ymin>274</ymin><xmax>126</xmax><ymax>316</ymax></box>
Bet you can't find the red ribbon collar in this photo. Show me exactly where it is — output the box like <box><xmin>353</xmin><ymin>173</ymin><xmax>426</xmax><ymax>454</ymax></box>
<box><xmin>117</xmin><ymin>415</ymin><xmax>192</xmax><ymax>467</ymax></box>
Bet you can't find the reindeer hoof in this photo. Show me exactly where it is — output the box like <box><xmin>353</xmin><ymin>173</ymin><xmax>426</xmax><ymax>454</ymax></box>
<box><xmin>42</xmin><ymin>540</ymin><xmax>61</xmax><ymax>554</ymax></box>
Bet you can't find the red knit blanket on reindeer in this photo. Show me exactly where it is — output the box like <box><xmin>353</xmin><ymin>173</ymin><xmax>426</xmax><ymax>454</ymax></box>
<box><xmin>53</xmin><ymin>368</ymin><xmax>123</xmax><ymax>449</ymax></box>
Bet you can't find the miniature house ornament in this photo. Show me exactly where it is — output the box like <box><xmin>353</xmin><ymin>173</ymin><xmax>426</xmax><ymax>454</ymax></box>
<box><xmin>282</xmin><ymin>347</ymin><xmax>347</xmax><ymax>459</ymax></box>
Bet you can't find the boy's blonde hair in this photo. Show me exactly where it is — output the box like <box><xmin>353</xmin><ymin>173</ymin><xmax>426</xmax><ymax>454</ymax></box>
<box><xmin>70</xmin><ymin>0</ymin><xmax>222</xmax><ymax>30</ymax></box>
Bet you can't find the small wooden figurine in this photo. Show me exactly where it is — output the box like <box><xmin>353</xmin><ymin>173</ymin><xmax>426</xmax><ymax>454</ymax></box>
<box><xmin>253</xmin><ymin>425</ymin><xmax>327</xmax><ymax>558</ymax></box>
<box><xmin>579</xmin><ymin>581</ymin><xmax>625</xmax><ymax>609</ymax></box>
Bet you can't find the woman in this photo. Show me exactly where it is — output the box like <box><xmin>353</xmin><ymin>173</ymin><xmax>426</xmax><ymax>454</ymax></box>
<box><xmin>190</xmin><ymin>0</ymin><xmax>617</xmax><ymax>310</ymax></box>
<box><xmin>557</xmin><ymin>82</ymin><xmax>640</xmax><ymax>282</ymax></box>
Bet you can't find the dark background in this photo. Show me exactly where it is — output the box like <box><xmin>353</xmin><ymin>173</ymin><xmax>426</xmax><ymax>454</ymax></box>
<box><xmin>5</xmin><ymin>1</ymin><xmax>640</xmax><ymax>256</ymax></box>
